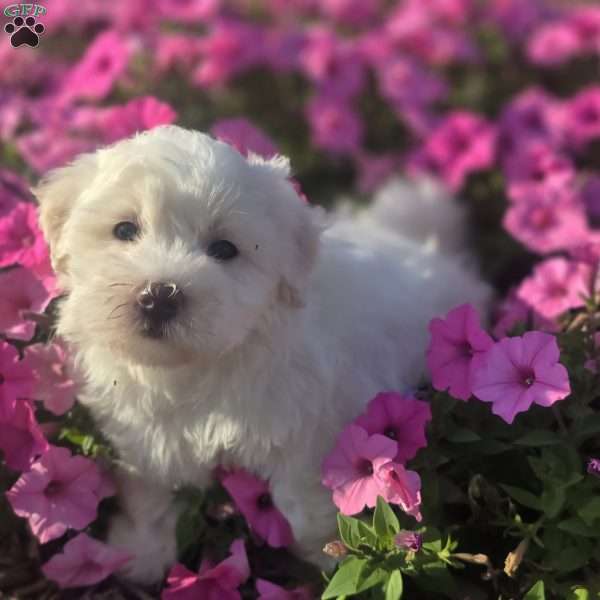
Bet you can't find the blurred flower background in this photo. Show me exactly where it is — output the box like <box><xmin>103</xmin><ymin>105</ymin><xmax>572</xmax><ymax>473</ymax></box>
<box><xmin>2</xmin><ymin>0</ymin><xmax>600</xmax><ymax>598</ymax></box>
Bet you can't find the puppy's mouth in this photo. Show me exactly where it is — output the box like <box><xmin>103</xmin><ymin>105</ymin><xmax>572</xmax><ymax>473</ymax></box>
<box><xmin>140</xmin><ymin>319</ymin><xmax>168</xmax><ymax>340</ymax></box>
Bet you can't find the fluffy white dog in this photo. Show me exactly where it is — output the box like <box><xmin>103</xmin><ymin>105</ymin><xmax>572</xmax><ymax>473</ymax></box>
<box><xmin>35</xmin><ymin>125</ymin><xmax>491</xmax><ymax>583</ymax></box>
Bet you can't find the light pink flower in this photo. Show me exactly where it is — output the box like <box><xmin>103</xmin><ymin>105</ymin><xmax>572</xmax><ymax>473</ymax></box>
<box><xmin>374</xmin><ymin>460</ymin><xmax>422</xmax><ymax>521</ymax></box>
<box><xmin>426</xmin><ymin>303</ymin><xmax>494</xmax><ymax>400</ymax></box>
<box><xmin>408</xmin><ymin>111</ymin><xmax>497</xmax><ymax>191</ymax></box>
<box><xmin>517</xmin><ymin>258</ymin><xmax>591</xmax><ymax>320</ymax></box>
<box><xmin>0</xmin><ymin>340</ymin><xmax>34</xmax><ymax>416</ymax></box>
<box><xmin>42</xmin><ymin>533</ymin><xmax>131</xmax><ymax>588</ymax></box>
<box><xmin>7</xmin><ymin>445</ymin><xmax>114</xmax><ymax>543</ymax></box>
<box><xmin>306</xmin><ymin>95</ymin><xmax>363</xmax><ymax>155</ymax></box>
<box><xmin>26</xmin><ymin>342</ymin><xmax>77</xmax><ymax>415</ymax></box>
<box><xmin>395</xmin><ymin>531</ymin><xmax>422</xmax><ymax>552</ymax></box>
<box><xmin>0</xmin><ymin>202</ymin><xmax>51</xmax><ymax>278</ymax></box>
<box><xmin>256</xmin><ymin>579</ymin><xmax>313</xmax><ymax>600</ymax></box>
<box><xmin>321</xmin><ymin>424</ymin><xmax>397</xmax><ymax>515</ymax></box>
<box><xmin>0</xmin><ymin>398</ymin><xmax>48</xmax><ymax>472</ymax></box>
<box><xmin>527</xmin><ymin>21</ymin><xmax>582</xmax><ymax>66</ymax></box>
<box><xmin>472</xmin><ymin>331</ymin><xmax>571</xmax><ymax>423</ymax></box>
<box><xmin>0</xmin><ymin>267</ymin><xmax>51</xmax><ymax>340</ymax></box>
<box><xmin>211</xmin><ymin>118</ymin><xmax>278</xmax><ymax>158</ymax></box>
<box><xmin>221</xmin><ymin>469</ymin><xmax>293</xmax><ymax>548</ymax></box>
<box><xmin>162</xmin><ymin>539</ymin><xmax>249</xmax><ymax>600</ymax></box>
<box><xmin>157</xmin><ymin>0</ymin><xmax>221</xmax><ymax>23</ymax></box>
<box><xmin>61</xmin><ymin>30</ymin><xmax>131</xmax><ymax>101</ymax></box>
<box><xmin>503</xmin><ymin>191</ymin><xmax>589</xmax><ymax>255</ymax></box>
<box><xmin>354</xmin><ymin>392</ymin><xmax>431</xmax><ymax>463</ymax></box>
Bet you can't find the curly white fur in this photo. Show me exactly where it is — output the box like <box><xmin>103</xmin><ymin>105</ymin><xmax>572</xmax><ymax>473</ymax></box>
<box><xmin>34</xmin><ymin>125</ymin><xmax>491</xmax><ymax>583</ymax></box>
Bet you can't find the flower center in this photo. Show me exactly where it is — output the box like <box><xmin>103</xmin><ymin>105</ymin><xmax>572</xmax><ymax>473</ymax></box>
<box><xmin>256</xmin><ymin>493</ymin><xmax>272</xmax><ymax>510</ymax></box>
<box><xmin>547</xmin><ymin>283</ymin><xmax>567</xmax><ymax>298</ymax></box>
<box><xmin>458</xmin><ymin>342</ymin><xmax>474</xmax><ymax>357</ymax></box>
<box><xmin>45</xmin><ymin>481</ymin><xmax>64</xmax><ymax>498</ymax></box>
<box><xmin>520</xmin><ymin>368</ymin><xmax>535</xmax><ymax>387</ymax></box>
<box><xmin>0</xmin><ymin>373</ymin><xmax>4</xmax><ymax>385</ymax></box>
<box><xmin>529</xmin><ymin>206</ymin><xmax>553</xmax><ymax>229</ymax></box>
<box><xmin>384</xmin><ymin>426</ymin><xmax>397</xmax><ymax>440</ymax></box>
<box><xmin>357</xmin><ymin>459</ymin><xmax>374</xmax><ymax>477</ymax></box>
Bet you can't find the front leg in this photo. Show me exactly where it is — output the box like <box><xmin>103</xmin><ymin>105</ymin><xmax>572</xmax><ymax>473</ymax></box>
<box><xmin>107</xmin><ymin>465</ymin><xmax>180</xmax><ymax>584</ymax></box>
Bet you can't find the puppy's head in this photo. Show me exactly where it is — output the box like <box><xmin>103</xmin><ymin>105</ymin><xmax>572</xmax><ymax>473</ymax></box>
<box><xmin>34</xmin><ymin>126</ymin><xmax>321</xmax><ymax>366</ymax></box>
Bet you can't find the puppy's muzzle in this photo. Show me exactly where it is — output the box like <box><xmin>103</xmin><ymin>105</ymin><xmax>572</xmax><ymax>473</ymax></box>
<box><xmin>137</xmin><ymin>282</ymin><xmax>184</xmax><ymax>337</ymax></box>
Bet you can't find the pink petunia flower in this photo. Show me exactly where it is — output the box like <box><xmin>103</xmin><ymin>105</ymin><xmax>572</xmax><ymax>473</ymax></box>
<box><xmin>97</xmin><ymin>97</ymin><xmax>177</xmax><ymax>144</ymax></box>
<box><xmin>25</xmin><ymin>342</ymin><xmax>77</xmax><ymax>416</ymax></box>
<box><xmin>566</xmin><ymin>86</ymin><xmax>600</xmax><ymax>150</ymax></box>
<box><xmin>426</xmin><ymin>303</ymin><xmax>494</xmax><ymax>401</ymax></box>
<box><xmin>221</xmin><ymin>469</ymin><xmax>293</xmax><ymax>547</ymax></box>
<box><xmin>61</xmin><ymin>30</ymin><xmax>132</xmax><ymax>101</ymax></box>
<box><xmin>374</xmin><ymin>459</ymin><xmax>422</xmax><ymax>521</ymax></box>
<box><xmin>7</xmin><ymin>445</ymin><xmax>115</xmax><ymax>543</ymax></box>
<box><xmin>354</xmin><ymin>392</ymin><xmax>431</xmax><ymax>463</ymax></box>
<box><xmin>0</xmin><ymin>340</ymin><xmax>34</xmax><ymax>416</ymax></box>
<box><xmin>211</xmin><ymin>118</ymin><xmax>278</xmax><ymax>158</ymax></box>
<box><xmin>321</xmin><ymin>424</ymin><xmax>397</xmax><ymax>515</ymax></box>
<box><xmin>503</xmin><ymin>142</ymin><xmax>574</xmax><ymax>203</ymax></box>
<box><xmin>0</xmin><ymin>398</ymin><xmax>48</xmax><ymax>472</ymax></box>
<box><xmin>503</xmin><ymin>190</ymin><xmax>589</xmax><ymax>255</ymax></box>
<box><xmin>306</xmin><ymin>95</ymin><xmax>363</xmax><ymax>155</ymax></box>
<box><xmin>0</xmin><ymin>267</ymin><xmax>51</xmax><ymax>341</ymax></box>
<box><xmin>162</xmin><ymin>539</ymin><xmax>249</xmax><ymax>600</ymax></box>
<box><xmin>256</xmin><ymin>578</ymin><xmax>313</xmax><ymax>600</ymax></box>
<box><xmin>472</xmin><ymin>331</ymin><xmax>571</xmax><ymax>424</ymax></box>
<box><xmin>42</xmin><ymin>533</ymin><xmax>131</xmax><ymax>588</ymax></box>
<box><xmin>408</xmin><ymin>111</ymin><xmax>497</xmax><ymax>191</ymax></box>
<box><xmin>157</xmin><ymin>0</ymin><xmax>221</xmax><ymax>23</ymax></box>
<box><xmin>395</xmin><ymin>531</ymin><xmax>422</xmax><ymax>552</ymax></box>
<box><xmin>0</xmin><ymin>202</ymin><xmax>52</xmax><ymax>279</ymax></box>
<box><xmin>517</xmin><ymin>257</ymin><xmax>591</xmax><ymax>320</ymax></box>
<box><xmin>527</xmin><ymin>21</ymin><xmax>582</xmax><ymax>66</ymax></box>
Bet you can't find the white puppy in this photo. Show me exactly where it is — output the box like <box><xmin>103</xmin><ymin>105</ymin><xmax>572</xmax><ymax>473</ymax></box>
<box><xmin>35</xmin><ymin>125</ymin><xmax>490</xmax><ymax>583</ymax></box>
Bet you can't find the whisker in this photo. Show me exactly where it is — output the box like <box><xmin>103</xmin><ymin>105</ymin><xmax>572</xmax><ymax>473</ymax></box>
<box><xmin>107</xmin><ymin>302</ymin><xmax>129</xmax><ymax>320</ymax></box>
<box><xmin>108</xmin><ymin>282</ymin><xmax>135</xmax><ymax>288</ymax></box>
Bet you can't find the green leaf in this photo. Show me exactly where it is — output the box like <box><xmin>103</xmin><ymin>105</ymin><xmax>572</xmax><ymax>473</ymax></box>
<box><xmin>356</xmin><ymin>564</ymin><xmax>387</xmax><ymax>594</ymax></box>
<box><xmin>175</xmin><ymin>505</ymin><xmax>205</xmax><ymax>558</ymax></box>
<box><xmin>566</xmin><ymin>587</ymin><xmax>590</xmax><ymax>600</ymax></box>
<box><xmin>540</xmin><ymin>487</ymin><xmax>565</xmax><ymax>519</ymax></box>
<box><xmin>500</xmin><ymin>484</ymin><xmax>541</xmax><ymax>511</ymax></box>
<box><xmin>446</xmin><ymin>427</ymin><xmax>481</xmax><ymax>443</ymax></box>
<box><xmin>385</xmin><ymin>570</ymin><xmax>403</xmax><ymax>600</ymax></box>
<box><xmin>337</xmin><ymin>514</ymin><xmax>378</xmax><ymax>551</ymax></box>
<box><xmin>514</xmin><ymin>430</ymin><xmax>561</xmax><ymax>446</ymax></box>
<box><xmin>524</xmin><ymin>581</ymin><xmax>545</xmax><ymax>600</ymax></box>
<box><xmin>322</xmin><ymin>556</ymin><xmax>365</xmax><ymax>599</ymax></box>
<box><xmin>373</xmin><ymin>496</ymin><xmax>400</xmax><ymax>541</ymax></box>
<box><xmin>577</xmin><ymin>497</ymin><xmax>600</xmax><ymax>526</ymax></box>
<box><xmin>557</xmin><ymin>518</ymin><xmax>599</xmax><ymax>538</ymax></box>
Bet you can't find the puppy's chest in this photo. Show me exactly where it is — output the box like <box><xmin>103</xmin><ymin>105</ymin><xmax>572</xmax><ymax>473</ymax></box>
<box><xmin>84</xmin><ymin>384</ymin><xmax>279</xmax><ymax>486</ymax></box>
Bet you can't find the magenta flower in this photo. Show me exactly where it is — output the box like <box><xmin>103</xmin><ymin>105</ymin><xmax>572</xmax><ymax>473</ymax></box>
<box><xmin>0</xmin><ymin>398</ymin><xmax>48</xmax><ymax>472</ymax></box>
<box><xmin>472</xmin><ymin>331</ymin><xmax>571</xmax><ymax>424</ymax></box>
<box><xmin>306</xmin><ymin>94</ymin><xmax>363</xmax><ymax>155</ymax></box>
<box><xmin>7</xmin><ymin>445</ymin><xmax>114</xmax><ymax>543</ymax></box>
<box><xmin>0</xmin><ymin>169</ymin><xmax>31</xmax><ymax>217</ymax></box>
<box><xmin>162</xmin><ymin>539</ymin><xmax>250</xmax><ymax>600</ymax></box>
<box><xmin>374</xmin><ymin>460</ymin><xmax>422</xmax><ymax>521</ymax></box>
<box><xmin>61</xmin><ymin>30</ymin><xmax>131</xmax><ymax>101</ymax></box>
<box><xmin>42</xmin><ymin>533</ymin><xmax>131</xmax><ymax>588</ymax></box>
<box><xmin>527</xmin><ymin>21</ymin><xmax>582</xmax><ymax>66</ymax></box>
<box><xmin>566</xmin><ymin>86</ymin><xmax>600</xmax><ymax>150</ymax></box>
<box><xmin>0</xmin><ymin>267</ymin><xmax>51</xmax><ymax>341</ymax></box>
<box><xmin>503</xmin><ymin>191</ymin><xmax>589</xmax><ymax>254</ymax></box>
<box><xmin>427</xmin><ymin>304</ymin><xmax>494</xmax><ymax>401</ymax></box>
<box><xmin>408</xmin><ymin>111</ymin><xmax>497</xmax><ymax>191</ymax></box>
<box><xmin>98</xmin><ymin>96</ymin><xmax>177</xmax><ymax>144</ymax></box>
<box><xmin>0</xmin><ymin>340</ymin><xmax>34</xmax><ymax>415</ymax></box>
<box><xmin>354</xmin><ymin>392</ymin><xmax>431</xmax><ymax>463</ymax></box>
<box><xmin>517</xmin><ymin>257</ymin><xmax>591</xmax><ymax>320</ymax></box>
<box><xmin>26</xmin><ymin>342</ymin><xmax>77</xmax><ymax>416</ymax></box>
<box><xmin>0</xmin><ymin>202</ymin><xmax>52</xmax><ymax>278</ymax></box>
<box><xmin>587</xmin><ymin>458</ymin><xmax>600</xmax><ymax>478</ymax></box>
<box><xmin>503</xmin><ymin>142</ymin><xmax>574</xmax><ymax>203</ymax></box>
<box><xmin>256</xmin><ymin>578</ymin><xmax>313</xmax><ymax>600</ymax></box>
<box><xmin>211</xmin><ymin>118</ymin><xmax>278</xmax><ymax>158</ymax></box>
<box><xmin>395</xmin><ymin>531</ymin><xmax>422</xmax><ymax>552</ymax></box>
<box><xmin>221</xmin><ymin>469</ymin><xmax>293</xmax><ymax>547</ymax></box>
<box><xmin>321</xmin><ymin>424</ymin><xmax>397</xmax><ymax>515</ymax></box>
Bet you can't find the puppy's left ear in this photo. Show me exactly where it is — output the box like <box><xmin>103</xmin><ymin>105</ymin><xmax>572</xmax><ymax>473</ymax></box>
<box><xmin>248</xmin><ymin>153</ymin><xmax>324</xmax><ymax>309</ymax></box>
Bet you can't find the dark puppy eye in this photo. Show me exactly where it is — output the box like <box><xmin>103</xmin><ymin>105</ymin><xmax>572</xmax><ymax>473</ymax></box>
<box><xmin>113</xmin><ymin>221</ymin><xmax>139</xmax><ymax>241</ymax></box>
<box><xmin>207</xmin><ymin>240</ymin><xmax>239</xmax><ymax>261</ymax></box>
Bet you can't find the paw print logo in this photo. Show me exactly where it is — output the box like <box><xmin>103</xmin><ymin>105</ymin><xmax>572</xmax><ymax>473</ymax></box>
<box><xmin>4</xmin><ymin>16</ymin><xmax>45</xmax><ymax>48</ymax></box>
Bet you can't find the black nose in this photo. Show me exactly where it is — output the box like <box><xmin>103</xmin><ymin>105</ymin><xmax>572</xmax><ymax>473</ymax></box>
<box><xmin>137</xmin><ymin>282</ymin><xmax>183</xmax><ymax>326</ymax></box>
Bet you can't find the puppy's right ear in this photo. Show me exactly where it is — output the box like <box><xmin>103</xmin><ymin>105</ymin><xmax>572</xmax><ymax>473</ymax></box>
<box><xmin>33</xmin><ymin>154</ymin><xmax>97</xmax><ymax>283</ymax></box>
